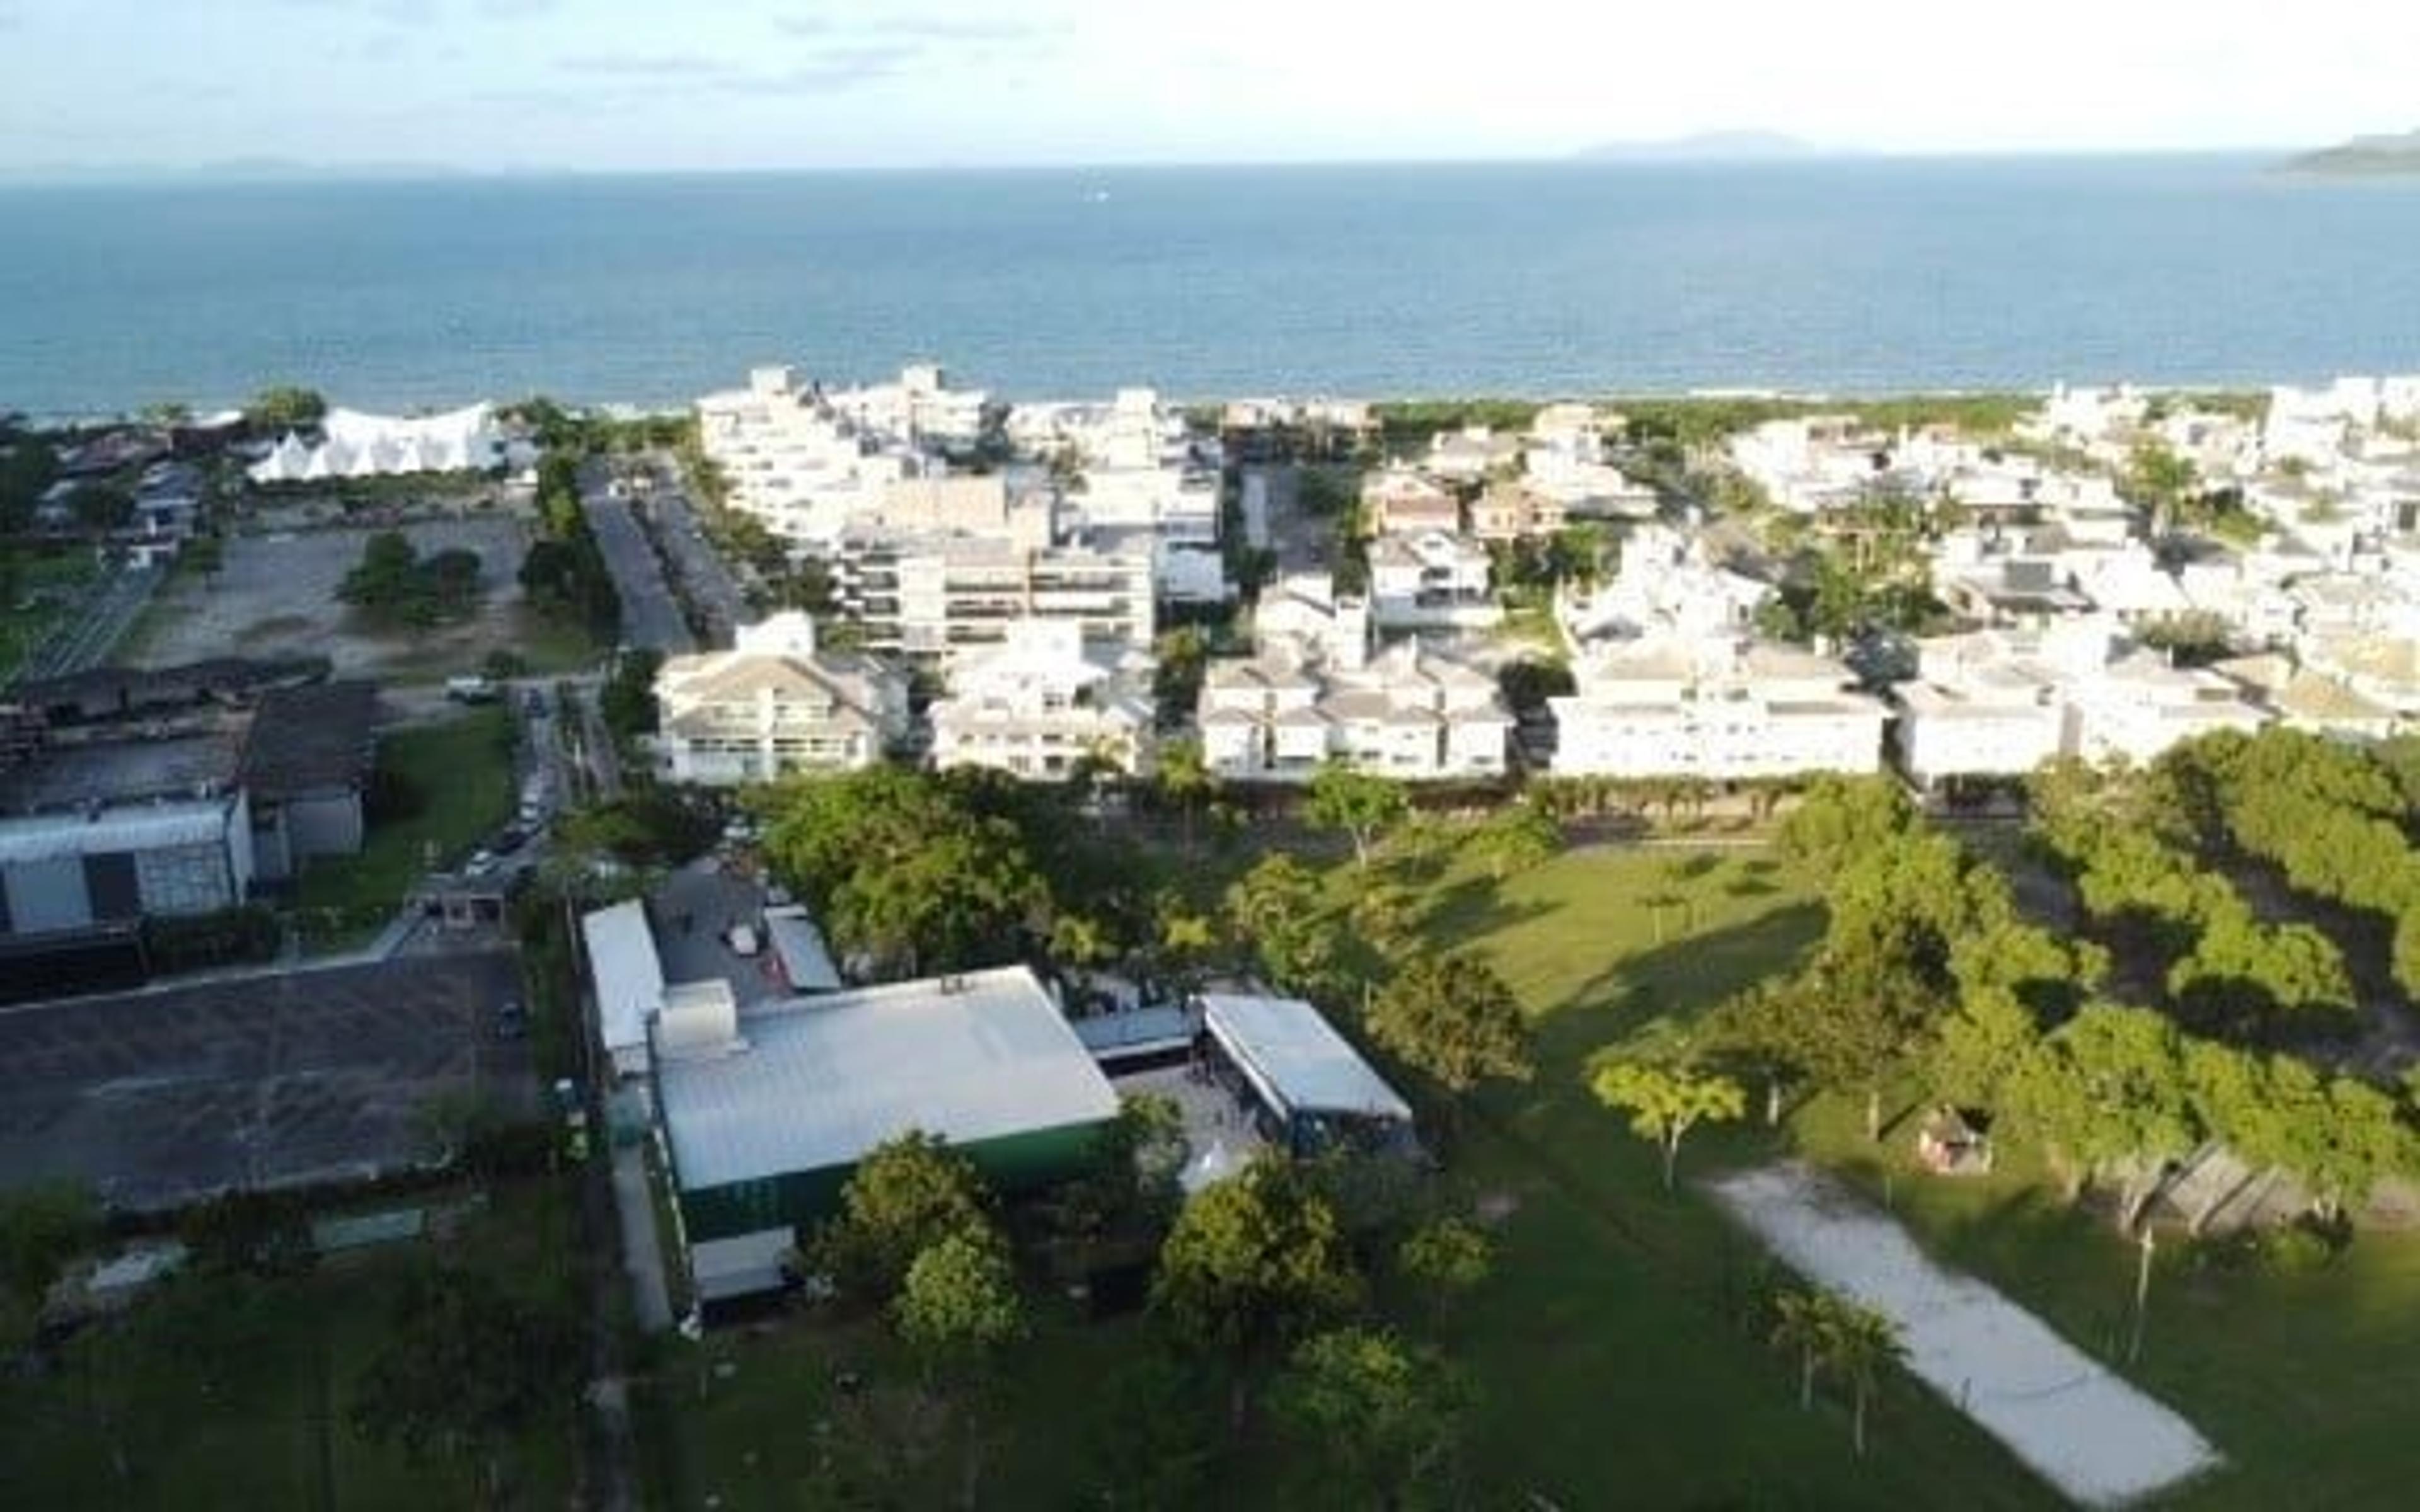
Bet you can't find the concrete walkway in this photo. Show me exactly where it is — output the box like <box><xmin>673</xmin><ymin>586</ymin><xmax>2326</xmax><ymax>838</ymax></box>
<box><xmin>612</xmin><ymin>1143</ymin><xmax>674</xmax><ymax>1333</ymax></box>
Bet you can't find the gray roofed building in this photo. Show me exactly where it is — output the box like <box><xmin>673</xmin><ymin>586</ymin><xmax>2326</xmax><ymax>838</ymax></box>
<box><xmin>652</xmin><ymin>965</ymin><xmax>1119</xmax><ymax>1269</ymax></box>
<box><xmin>654</xmin><ymin>612</ymin><xmax>909</xmax><ymax>786</ymax></box>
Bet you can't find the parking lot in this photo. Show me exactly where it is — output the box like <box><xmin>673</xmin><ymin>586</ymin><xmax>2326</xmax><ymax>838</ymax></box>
<box><xmin>0</xmin><ymin>953</ymin><xmax>535</xmax><ymax>1211</ymax></box>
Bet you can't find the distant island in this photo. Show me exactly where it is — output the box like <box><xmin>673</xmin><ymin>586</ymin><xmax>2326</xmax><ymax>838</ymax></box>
<box><xmin>1571</xmin><ymin>130</ymin><xmax>1837</xmax><ymax>163</ymax></box>
<box><xmin>2283</xmin><ymin>130</ymin><xmax>2420</xmax><ymax>175</ymax></box>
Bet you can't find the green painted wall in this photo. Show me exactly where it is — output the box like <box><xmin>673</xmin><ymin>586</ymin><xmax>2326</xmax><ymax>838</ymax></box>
<box><xmin>672</xmin><ymin>1118</ymin><xmax>1110</xmax><ymax>1244</ymax></box>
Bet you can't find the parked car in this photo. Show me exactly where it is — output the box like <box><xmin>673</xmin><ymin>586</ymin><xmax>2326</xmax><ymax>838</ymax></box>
<box><xmin>494</xmin><ymin>999</ymin><xmax>528</xmax><ymax>1041</ymax></box>
<box><xmin>464</xmin><ymin>849</ymin><xmax>497</xmax><ymax>878</ymax></box>
<box><xmin>494</xmin><ymin>825</ymin><xmax>528</xmax><ymax>854</ymax></box>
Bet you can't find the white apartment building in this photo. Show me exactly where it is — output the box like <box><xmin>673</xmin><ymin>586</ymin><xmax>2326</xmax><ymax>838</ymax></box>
<box><xmin>929</xmin><ymin>619</ymin><xmax>1157</xmax><ymax>780</ymax></box>
<box><xmin>824</xmin><ymin>362</ymin><xmax>989</xmax><ymax>447</ymax></box>
<box><xmin>695</xmin><ymin>366</ymin><xmax>918</xmax><ymax>543</ymax></box>
<box><xmin>1368</xmin><ymin>532</ymin><xmax>1499</xmax><ymax>630</ymax></box>
<box><xmin>654</xmin><ymin>613</ymin><xmax>909</xmax><ymax>785</ymax></box>
<box><xmin>1548</xmin><ymin>636</ymin><xmax>1884</xmax><ymax>781</ymax></box>
<box><xmin>1253</xmin><ymin>573</ymin><xmax>1373</xmax><ymax>670</ymax></box>
<box><xmin>1560</xmin><ymin>523</ymin><xmax>1771</xmax><ymax>644</ymax></box>
<box><xmin>1893</xmin><ymin>619</ymin><xmax>2267</xmax><ymax>787</ymax></box>
<box><xmin>831</xmin><ymin>531</ymin><xmax>1155</xmax><ymax>657</ymax></box>
<box><xmin>1424</xmin><ymin>426</ymin><xmax>1524</xmax><ymax>484</ymax></box>
<box><xmin>1197</xmin><ymin>640</ymin><xmax>1510</xmax><ymax>782</ymax></box>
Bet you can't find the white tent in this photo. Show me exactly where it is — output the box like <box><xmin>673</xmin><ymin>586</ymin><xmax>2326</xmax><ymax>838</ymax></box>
<box><xmin>246</xmin><ymin>403</ymin><xmax>507</xmax><ymax>486</ymax></box>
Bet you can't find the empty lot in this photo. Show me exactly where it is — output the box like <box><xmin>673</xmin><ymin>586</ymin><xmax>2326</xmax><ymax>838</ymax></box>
<box><xmin>131</xmin><ymin>516</ymin><xmax>539</xmax><ymax>684</ymax></box>
<box><xmin>0</xmin><ymin>952</ymin><xmax>534</xmax><ymax>1211</ymax></box>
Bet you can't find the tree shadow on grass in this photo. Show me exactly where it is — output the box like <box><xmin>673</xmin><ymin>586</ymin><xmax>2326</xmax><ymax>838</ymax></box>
<box><xmin>1417</xmin><ymin>874</ymin><xmax>1559</xmax><ymax>953</ymax></box>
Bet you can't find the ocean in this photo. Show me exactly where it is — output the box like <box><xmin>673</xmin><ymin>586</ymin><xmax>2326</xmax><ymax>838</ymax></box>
<box><xmin>3</xmin><ymin>156</ymin><xmax>2418</xmax><ymax>416</ymax></box>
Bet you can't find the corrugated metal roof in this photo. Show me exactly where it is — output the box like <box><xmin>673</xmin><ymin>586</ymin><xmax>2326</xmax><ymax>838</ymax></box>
<box><xmin>657</xmin><ymin>965</ymin><xmax>1118</xmax><ymax>1193</ymax></box>
<box><xmin>1199</xmin><ymin>993</ymin><xmax>1413</xmax><ymax>1123</ymax></box>
<box><xmin>581</xmin><ymin>900</ymin><xmax>665</xmax><ymax>1056</ymax></box>
<box><xmin>0</xmin><ymin>801</ymin><xmax>229</xmax><ymax>866</ymax></box>
<box><xmin>763</xmin><ymin>907</ymin><xmax>841</xmax><ymax>993</ymax></box>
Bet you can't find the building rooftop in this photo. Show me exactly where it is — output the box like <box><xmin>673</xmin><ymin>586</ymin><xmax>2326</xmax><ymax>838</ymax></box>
<box><xmin>655</xmin><ymin>965</ymin><xmax>1119</xmax><ymax>1194</ymax></box>
<box><xmin>1197</xmin><ymin>992</ymin><xmax>1413</xmax><ymax>1123</ymax></box>
<box><xmin>0</xmin><ymin>731</ymin><xmax>242</xmax><ymax>816</ymax></box>
<box><xmin>581</xmin><ymin>900</ymin><xmax>666</xmax><ymax>1059</ymax></box>
<box><xmin>0</xmin><ymin>799</ymin><xmax>230</xmax><ymax>866</ymax></box>
<box><xmin>238</xmin><ymin>680</ymin><xmax>380</xmax><ymax>799</ymax></box>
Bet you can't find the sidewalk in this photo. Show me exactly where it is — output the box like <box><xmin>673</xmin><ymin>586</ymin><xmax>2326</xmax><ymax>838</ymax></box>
<box><xmin>612</xmin><ymin>1143</ymin><xmax>674</xmax><ymax>1333</ymax></box>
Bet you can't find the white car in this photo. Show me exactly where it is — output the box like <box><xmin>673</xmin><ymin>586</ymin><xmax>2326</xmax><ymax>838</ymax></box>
<box><xmin>464</xmin><ymin>849</ymin><xmax>497</xmax><ymax>877</ymax></box>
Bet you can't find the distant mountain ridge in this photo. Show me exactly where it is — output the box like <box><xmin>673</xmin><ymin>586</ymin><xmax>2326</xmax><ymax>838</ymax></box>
<box><xmin>2283</xmin><ymin>130</ymin><xmax>2420</xmax><ymax>175</ymax></box>
<box><xmin>1572</xmin><ymin>130</ymin><xmax>1836</xmax><ymax>163</ymax></box>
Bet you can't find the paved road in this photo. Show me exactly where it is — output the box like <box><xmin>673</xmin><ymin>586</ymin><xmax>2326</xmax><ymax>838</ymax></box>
<box><xmin>642</xmin><ymin>457</ymin><xmax>751</xmax><ymax>648</ymax></box>
<box><xmin>582</xmin><ymin>474</ymin><xmax>693</xmax><ymax>655</ymax></box>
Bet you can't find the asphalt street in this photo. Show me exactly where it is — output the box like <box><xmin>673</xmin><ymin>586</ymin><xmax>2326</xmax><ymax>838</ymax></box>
<box><xmin>582</xmin><ymin>481</ymin><xmax>694</xmax><ymax>655</ymax></box>
<box><xmin>642</xmin><ymin>457</ymin><xmax>750</xmax><ymax>646</ymax></box>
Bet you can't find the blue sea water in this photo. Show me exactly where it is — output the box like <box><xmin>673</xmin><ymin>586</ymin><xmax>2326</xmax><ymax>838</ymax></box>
<box><xmin>3</xmin><ymin>156</ymin><xmax>2418</xmax><ymax>416</ymax></box>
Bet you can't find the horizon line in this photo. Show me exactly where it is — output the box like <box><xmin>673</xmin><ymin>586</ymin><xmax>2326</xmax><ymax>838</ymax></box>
<box><xmin>0</xmin><ymin>143</ymin><xmax>2315</xmax><ymax>187</ymax></box>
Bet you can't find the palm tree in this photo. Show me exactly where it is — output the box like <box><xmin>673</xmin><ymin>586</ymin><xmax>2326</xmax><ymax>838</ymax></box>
<box><xmin>1156</xmin><ymin>737</ymin><xmax>1215</xmax><ymax>856</ymax></box>
<box><xmin>1768</xmin><ymin>1288</ymin><xmax>1831</xmax><ymax>1412</ymax></box>
<box><xmin>1824</xmin><ymin>1297</ymin><xmax>1906</xmax><ymax>1458</ymax></box>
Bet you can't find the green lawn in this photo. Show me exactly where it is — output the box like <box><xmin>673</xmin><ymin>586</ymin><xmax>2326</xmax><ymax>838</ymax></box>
<box><xmin>652</xmin><ymin>837</ymin><xmax>2420</xmax><ymax>1508</ymax></box>
<box><xmin>296</xmin><ymin>707</ymin><xmax>515</xmax><ymax>921</ymax></box>
<box><xmin>0</xmin><ymin>1182</ymin><xmax>579</xmax><ymax>1511</ymax></box>
<box><xmin>1431</xmin><ymin>841</ymin><xmax>2420</xmax><ymax>1510</ymax></box>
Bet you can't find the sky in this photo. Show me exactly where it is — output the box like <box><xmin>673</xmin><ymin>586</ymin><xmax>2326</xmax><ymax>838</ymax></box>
<box><xmin>2</xmin><ymin>0</ymin><xmax>2417</xmax><ymax>175</ymax></box>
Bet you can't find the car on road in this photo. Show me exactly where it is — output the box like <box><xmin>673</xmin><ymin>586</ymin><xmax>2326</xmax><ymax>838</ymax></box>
<box><xmin>464</xmin><ymin>849</ymin><xmax>497</xmax><ymax>877</ymax></box>
<box><xmin>494</xmin><ymin>998</ymin><xmax>528</xmax><ymax>1041</ymax></box>
<box><xmin>493</xmin><ymin>825</ymin><xmax>528</xmax><ymax>854</ymax></box>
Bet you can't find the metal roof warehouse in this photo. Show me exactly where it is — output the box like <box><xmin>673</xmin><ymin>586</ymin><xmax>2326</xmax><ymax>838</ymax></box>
<box><xmin>654</xmin><ymin>964</ymin><xmax>1119</xmax><ymax>1247</ymax></box>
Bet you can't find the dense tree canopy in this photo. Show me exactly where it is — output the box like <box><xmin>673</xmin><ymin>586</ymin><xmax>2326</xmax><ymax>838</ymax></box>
<box><xmin>761</xmin><ymin>767</ymin><xmax>1049</xmax><ymax>977</ymax></box>
<box><xmin>1151</xmin><ymin>1155</ymin><xmax>1363</xmax><ymax>1380</ymax></box>
<box><xmin>1367</xmin><ymin>953</ymin><xmax>1535</xmax><ymax>1100</ymax></box>
<box><xmin>816</xmin><ymin>1130</ymin><xmax>994</xmax><ymax>1302</ymax></box>
<box><xmin>1270</xmin><ymin>1327</ymin><xmax>1473</xmax><ymax>1509</ymax></box>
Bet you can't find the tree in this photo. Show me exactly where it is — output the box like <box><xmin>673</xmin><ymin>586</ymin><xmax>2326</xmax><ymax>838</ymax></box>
<box><xmin>1825</xmin><ymin>1296</ymin><xmax>1906</xmax><ymax>1458</ymax></box>
<box><xmin>598</xmin><ymin>646</ymin><xmax>664</xmax><ymax>738</ymax></box>
<box><xmin>1471</xmin><ymin>801</ymin><xmax>1559</xmax><ymax>882</ymax></box>
<box><xmin>1366</xmin><ymin>953</ymin><xmax>1535</xmax><ymax>1111</ymax></box>
<box><xmin>69</xmin><ymin>480</ymin><xmax>134</xmax><ymax>534</ymax></box>
<box><xmin>246</xmin><ymin>384</ymin><xmax>327</xmax><ymax>432</ymax></box>
<box><xmin>1155</xmin><ymin>736</ymin><xmax>1216</xmax><ymax>854</ymax></box>
<box><xmin>894</xmin><ymin>1228</ymin><xmax>1027</xmax><ymax>1510</ymax></box>
<box><xmin>816</xmin><ymin>1130</ymin><xmax>992</xmax><ymax>1302</ymax></box>
<box><xmin>1270</xmin><ymin>1327</ymin><xmax>1473</xmax><ymax>1509</ymax></box>
<box><xmin>1152</xmin><ymin>1154</ymin><xmax>1364</xmax><ymax>1428</ymax></box>
<box><xmin>350</xmin><ymin>1263</ymin><xmax>581</xmax><ymax>1501</ymax></box>
<box><xmin>1768</xmin><ymin>1286</ymin><xmax>1831</xmax><ymax>1412</ymax></box>
<box><xmin>1777</xmin><ymin>774</ymin><xmax>1915</xmax><ymax>876</ymax></box>
<box><xmin>761</xmin><ymin>767</ymin><xmax>1046</xmax><ymax>976</ymax></box>
<box><xmin>1224</xmin><ymin>852</ymin><xmax>1342</xmax><ymax>994</ymax></box>
<box><xmin>2122</xmin><ymin>439</ymin><xmax>2199</xmax><ymax>539</ymax></box>
<box><xmin>1590</xmin><ymin>1058</ymin><xmax>1748</xmax><ymax>1190</ymax></box>
<box><xmin>1306</xmin><ymin>760</ymin><xmax>1410</xmax><ymax>868</ymax></box>
<box><xmin>1394</xmin><ymin>1217</ymin><xmax>1494</xmax><ymax>1331</ymax></box>
<box><xmin>179</xmin><ymin>1189</ymin><xmax>316</xmax><ymax>1278</ymax></box>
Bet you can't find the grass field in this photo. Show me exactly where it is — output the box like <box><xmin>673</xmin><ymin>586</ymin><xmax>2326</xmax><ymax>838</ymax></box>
<box><xmin>296</xmin><ymin>707</ymin><xmax>516</xmax><ymax>922</ymax></box>
<box><xmin>654</xmin><ymin>836</ymin><xmax>2420</xmax><ymax>1508</ymax></box>
<box><xmin>0</xmin><ymin>1182</ymin><xmax>578</xmax><ymax>1511</ymax></box>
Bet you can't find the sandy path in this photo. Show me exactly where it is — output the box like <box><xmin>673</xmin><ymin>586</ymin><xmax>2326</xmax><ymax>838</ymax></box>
<box><xmin>1712</xmin><ymin>1163</ymin><xmax>2220</xmax><ymax>1508</ymax></box>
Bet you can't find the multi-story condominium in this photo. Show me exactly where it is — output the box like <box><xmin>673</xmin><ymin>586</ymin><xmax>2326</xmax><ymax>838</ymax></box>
<box><xmin>1198</xmin><ymin>639</ymin><xmax>1510</xmax><ymax>782</ymax></box>
<box><xmin>695</xmin><ymin>366</ymin><xmax>912</xmax><ymax>543</ymax></box>
<box><xmin>831</xmin><ymin>531</ymin><xmax>1155</xmax><ymax>658</ymax></box>
<box><xmin>1367</xmin><ymin>532</ymin><xmax>1499</xmax><ymax>630</ymax></box>
<box><xmin>1560</xmin><ymin>523</ymin><xmax>1771</xmax><ymax>644</ymax></box>
<box><xmin>1548</xmin><ymin>636</ymin><xmax>1884</xmax><ymax>780</ymax></box>
<box><xmin>824</xmin><ymin>362</ymin><xmax>990</xmax><ymax>447</ymax></box>
<box><xmin>928</xmin><ymin>619</ymin><xmax>1157</xmax><ymax>780</ymax></box>
<box><xmin>653</xmin><ymin>613</ymin><xmax>909</xmax><ymax>785</ymax></box>
<box><xmin>1362</xmin><ymin>466</ymin><xmax>1461</xmax><ymax>536</ymax></box>
<box><xmin>1892</xmin><ymin>619</ymin><xmax>2268</xmax><ymax>787</ymax></box>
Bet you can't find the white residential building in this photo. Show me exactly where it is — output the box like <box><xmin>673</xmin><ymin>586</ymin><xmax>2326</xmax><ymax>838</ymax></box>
<box><xmin>1548</xmin><ymin>636</ymin><xmax>1884</xmax><ymax>780</ymax></box>
<box><xmin>929</xmin><ymin>619</ymin><xmax>1157</xmax><ymax>780</ymax></box>
<box><xmin>1253</xmin><ymin>573</ymin><xmax>1373</xmax><ymax>671</ymax></box>
<box><xmin>653</xmin><ymin>613</ymin><xmax>909</xmax><ymax>785</ymax></box>
<box><xmin>824</xmin><ymin>362</ymin><xmax>990</xmax><ymax>447</ymax></box>
<box><xmin>696</xmin><ymin>366</ymin><xmax>914</xmax><ymax>542</ymax></box>
<box><xmin>1893</xmin><ymin>619</ymin><xmax>2267</xmax><ymax>786</ymax></box>
<box><xmin>1197</xmin><ymin>640</ymin><xmax>1509</xmax><ymax>782</ymax></box>
<box><xmin>1560</xmin><ymin>523</ymin><xmax>1772</xmax><ymax>644</ymax></box>
<box><xmin>831</xmin><ymin>530</ymin><xmax>1155</xmax><ymax>657</ymax></box>
<box><xmin>1423</xmin><ymin>425</ymin><xmax>1524</xmax><ymax>484</ymax></box>
<box><xmin>1470</xmin><ymin>483</ymin><xmax>1570</xmax><ymax>541</ymax></box>
<box><xmin>1367</xmin><ymin>532</ymin><xmax>1499</xmax><ymax>630</ymax></box>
